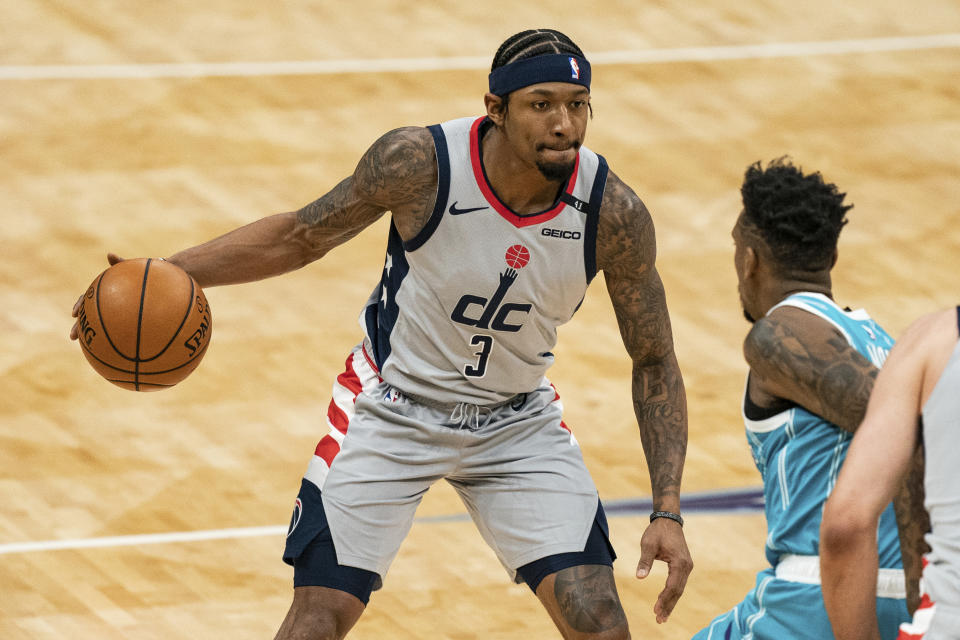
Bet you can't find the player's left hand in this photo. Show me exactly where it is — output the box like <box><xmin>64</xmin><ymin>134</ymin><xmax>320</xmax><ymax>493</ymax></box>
<box><xmin>70</xmin><ymin>253</ymin><xmax>125</xmax><ymax>341</ymax></box>
<box><xmin>636</xmin><ymin>516</ymin><xmax>693</xmax><ymax>623</ymax></box>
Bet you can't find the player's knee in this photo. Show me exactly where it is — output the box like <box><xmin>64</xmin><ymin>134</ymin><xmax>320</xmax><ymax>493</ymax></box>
<box><xmin>546</xmin><ymin>566</ymin><xmax>630</xmax><ymax>640</ymax></box>
<box><xmin>274</xmin><ymin>587</ymin><xmax>364</xmax><ymax>640</ymax></box>
<box><xmin>279</xmin><ymin>619</ymin><xmax>334</xmax><ymax>640</ymax></box>
<box><xmin>565</xmin><ymin>598</ymin><xmax>630</xmax><ymax>640</ymax></box>
<box><xmin>274</xmin><ymin>607</ymin><xmax>340</xmax><ymax>640</ymax></box>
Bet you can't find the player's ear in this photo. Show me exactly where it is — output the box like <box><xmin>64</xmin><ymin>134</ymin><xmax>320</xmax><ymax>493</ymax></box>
<box><xmin>830</xmin><ymin>248</ymin><xmax>838</xmax><ymax>269</ymax></box>
<box><xmin>485</xmin><ymin>93</ymin><xmax>506</xmax><ymax>126</ymax></box>
<box><xmin>742</xmin><ymin>246</ymin><xmax>758</xmax><ymax>280</ymax></box>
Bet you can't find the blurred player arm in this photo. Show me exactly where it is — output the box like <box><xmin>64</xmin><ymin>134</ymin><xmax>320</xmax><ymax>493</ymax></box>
<box><xmin>893</xmin><ymin>443</ymin><xmax>929</xmax><ymax>613</ymax></box>
<box><xmin>597</xmin><ymin>171</ymin><xmax>691</xmax><ymax>623</ymax></box>
<box><xmin>165</xmin><ymin>126</ymin><xmax>437</xmax><ymax>287</ymax></box>
<box><xmin>820</xmin><ymin>319</ymin><xmax>928</xmax><ymax>639</ymax></box>
<box><xmin>744</xmin><ymin>308</ymin><xmax>929</xmax><ymax>609</ymax></box>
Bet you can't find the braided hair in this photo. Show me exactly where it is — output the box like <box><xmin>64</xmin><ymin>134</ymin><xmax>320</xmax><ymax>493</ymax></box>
<box><xmin>491</xmin><ymin>29</ymin><xmax>585</xmax><ymax>70</ymax></box>
<box><xmin>740</xmin><ymin>157</ymin><xmax>852</xmax><ymax>272</ymax></box>
<box><xmin>490</xmin><ymin>29</ymin><xmax>590</xmax><ymax>116</ymax></box>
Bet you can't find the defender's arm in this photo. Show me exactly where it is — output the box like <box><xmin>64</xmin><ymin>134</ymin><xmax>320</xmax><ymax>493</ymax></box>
<box><xmin>744</xmin><ymin>307</ymin><xmax>877</xmax><ymax>433</ymax></box>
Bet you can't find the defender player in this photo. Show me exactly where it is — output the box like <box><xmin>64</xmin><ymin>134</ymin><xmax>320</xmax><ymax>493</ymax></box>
<box><xmin>692</xmin><ymin>159</ymin><xmax>919</xmax><ymax>639</ymax></box>
<box><xmin>71</xmin><ymin>30</ymin><xmax>692</xmax><ymax>639</ymax></box>
<box><xmin>822</xmin><ymin>307</ymin><xmax>960</xmax><ymax>639</ymax></box>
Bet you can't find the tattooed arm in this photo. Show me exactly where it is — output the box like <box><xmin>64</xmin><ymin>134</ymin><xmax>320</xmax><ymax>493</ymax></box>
<box><xmin>743</xmin><ymin>306</ymin><xmax>878</xmax><ymax>432</ymax></box>
<box><xmin>165</xmin><ymin>126</ymin><xmax>438</xmax><ymax>287</ymax></box>
<box><xmin>596</xmin><ymin>171</ymin><xmax>692</xmax><ymax>624</ymax></box>
<box><xmin>895</xmin><ymin>444</ymin><xmax>930</xmax><ymax>613</ymax></box>
<box><xmin>72</xmin><ymin>127</ymin><xmax>437</xmax><ymax>338</ymax></box>
<box><xmin>745</xmin><ymin>306</ymin><xmax>930</xmax><ymax>611</ymax></box>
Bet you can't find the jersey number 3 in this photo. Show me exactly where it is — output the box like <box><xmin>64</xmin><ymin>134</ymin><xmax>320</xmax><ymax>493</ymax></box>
<box><xmin>464</xmin><ymin>335</ymin><xmax>494</xmax><ymax>377</ymax></box>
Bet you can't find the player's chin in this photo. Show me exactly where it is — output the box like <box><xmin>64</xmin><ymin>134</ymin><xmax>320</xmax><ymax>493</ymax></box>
<box><xmin>536</xmin><ymin>159</ymin><xmax>576</xmax><ymax>182</ymax></box>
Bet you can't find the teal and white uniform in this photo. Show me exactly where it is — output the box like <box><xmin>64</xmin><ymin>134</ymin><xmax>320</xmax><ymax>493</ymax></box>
<box><xmin>693</xmin><ymin>292</ymin><xmax>910</xmax><ymax>640</ymax></box>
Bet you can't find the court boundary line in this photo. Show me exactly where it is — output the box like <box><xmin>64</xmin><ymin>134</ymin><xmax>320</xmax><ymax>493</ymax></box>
<box><xmin>1</xmin><ymin>33</ymin><xmax>957</xmax><ymax>80</ymax></box>
<box><xmin>0</xmin><ymin>486</ymin><xmax>763</xmax><ymax>555</ymax></box>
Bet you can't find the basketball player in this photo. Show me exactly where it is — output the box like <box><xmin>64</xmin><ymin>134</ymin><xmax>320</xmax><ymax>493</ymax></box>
<box><xmin>71</xmin><ymin>30</ymin><xmax>692</xmax><ymax>639</ymax></box>
<box><xmin>822</xmin><ymin>307</ymin><xmax>960</xmax><ymax>639</ymax></box>
<box><xmin>691</xmin><ymin>158</ymin><xmax>921</xmax><ymax>639</ymax></box>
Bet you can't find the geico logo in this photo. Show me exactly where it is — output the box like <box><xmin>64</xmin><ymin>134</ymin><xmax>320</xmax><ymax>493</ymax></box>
<box><xmin>540</xmin><ymin>228</ymin><xmax>581</xmax><ymax>239</ymax></box>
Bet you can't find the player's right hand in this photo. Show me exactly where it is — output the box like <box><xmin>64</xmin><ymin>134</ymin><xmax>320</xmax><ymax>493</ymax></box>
<box><xmin>636</xmin><ymin>516</ymin><xmax>693</xmax><ymax>624</ymax></box>
<box><xmin>70</xmin><ymin>253</ymin><xmax>125</xmax><ymax>340</ymax></box>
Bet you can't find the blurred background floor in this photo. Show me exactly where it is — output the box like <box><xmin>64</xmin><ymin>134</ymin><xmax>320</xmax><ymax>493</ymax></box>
<box><xmin>1</xmin><ymin>1</ymin><xmax>958</xmax><ymax>637</ymax></box>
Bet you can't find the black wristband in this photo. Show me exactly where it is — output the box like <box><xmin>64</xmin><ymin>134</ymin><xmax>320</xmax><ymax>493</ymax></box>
<box><xmin>650</xmin><ymin>511</ymin><xmax>683</xmax><ymax>527</ymax></box>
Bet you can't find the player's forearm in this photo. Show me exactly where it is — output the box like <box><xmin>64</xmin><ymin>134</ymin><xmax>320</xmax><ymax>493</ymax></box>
<box><xmin>166</xmin><ymin>212</ymin><xmax>326</xmax><ymax>287</ymax></box>
<box><xmin>820</xmin><ymin>521</ymin><xmax>883</xmax><ymax>640</ymax></box>
<box><xmin>632</xmin><ymin>354</ymin><xmax>687</xmax><ymax>512</ymax></box>
<box><xmin>894</xmin><ymin>444</ymin><xmax>931</xmax><ymax>614</ymax></box>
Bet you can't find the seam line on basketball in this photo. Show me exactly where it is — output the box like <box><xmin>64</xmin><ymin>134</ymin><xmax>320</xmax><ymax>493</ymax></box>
<box><xmin>135</xmin><ymin>259</ymin><xmax>153</xmax><ymax>391</ymax></box>
<box><xmin>96</xmin><ymin>271</ymin><xmax>133</xmax><ymax>361</ymax></box>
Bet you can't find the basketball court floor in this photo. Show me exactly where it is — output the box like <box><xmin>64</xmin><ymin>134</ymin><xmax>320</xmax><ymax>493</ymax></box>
<box><xmin>1</xmin><ymin>2</ymin><xmax>958</xmax><ymax>637</ymax></box>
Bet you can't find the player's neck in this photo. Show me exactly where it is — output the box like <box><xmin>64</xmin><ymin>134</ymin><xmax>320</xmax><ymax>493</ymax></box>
<box><xmin>481</xmin><ymin>127</ymin><xmax>565</xmax><ymax>215</ymax></box>
<box><xmin>765</xmin><ymin>275</ymin><xmax>833</xmax><ymax>313</ymax></box>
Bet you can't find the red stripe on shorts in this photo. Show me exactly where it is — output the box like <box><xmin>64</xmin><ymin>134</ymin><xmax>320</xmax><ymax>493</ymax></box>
<box><xmin>313</xmin><ymin>348</ymin><xmax>366</xmax><ymax>465</ymax></box>
<box><xmin>327</xmin><ymin>402</ymin><xmax>349</xmax><ymax>434</ymax></box>
<box><xmin>314</xmin><ymin>435</ymin><xmax>340</xmax><ymax>466</ymax></box>
<box><xmin>336</xmin><ymin>354</ymin><xmax>363</xmax><ymax>397</ymax></box>
<box><xmin>549</xmin><ymin>382</ymin><xmax>572</xmax><ymax>433</ymax></box>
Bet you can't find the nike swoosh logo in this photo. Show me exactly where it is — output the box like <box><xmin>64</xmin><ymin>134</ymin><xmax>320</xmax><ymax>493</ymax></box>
<box><xmin>448</xmin><ymin>202</ymin><xmax>489</xmax><ymax>215</ymax></box>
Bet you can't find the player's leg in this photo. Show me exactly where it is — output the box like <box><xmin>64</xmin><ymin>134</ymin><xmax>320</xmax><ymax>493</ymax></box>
<box><xmin>534</xmin><ymin>566</ymin><xmax>628</xmax><ymax>640</ymax></box>
<box><xmin>277</xmin><ymin>343</ymin><xmax>451</xmax><ymax>639</ymax></box>
<box><xmin>691</xmin><ymin>570</ymin><xmax>835</xmax><ymax>640</ymax></box>
<box><xmin>451</xmin><ymin>383</ymin><xmax>628</xmax><ymax>638</ymax></box>
<box><xmin>274</xmin><ymin>586</ymin><xmax>365</xmax><ymax>640</ymax></box>
<box><xmin>521</xmin><ymin>523</ymin><xmax>629</xmax><ymax>640</ymax></box>
<box><xmin>511</xmin><ymin>503</ymin><xmax>625</xmax><ymax>639</ymax></box>
<box><xmin>277</xmin><ymin>477</ymin><xmax>381</xmax><ymax>640</ymax></box>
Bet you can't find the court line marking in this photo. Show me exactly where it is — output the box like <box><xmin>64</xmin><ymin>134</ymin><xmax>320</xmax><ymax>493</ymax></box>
<box><xmin>0</xmin><ymin>525</ymin><xmax>289</xmax><ymax>555</ymax></box>
<box><xmin>0</xmin><ymin>486</ymin><xmax>763</xmax><ymax>556</ymax></box>
<box><xmin>0</xmin><ymin>33</ymin><xmax>957</xmax><ymax>80</ymax></box>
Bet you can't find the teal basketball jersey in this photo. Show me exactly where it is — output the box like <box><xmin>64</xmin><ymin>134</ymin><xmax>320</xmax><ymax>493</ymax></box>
<box><xmin>743</xmin><ymin>292</ymin><xmax>901</xmax><ymax>569</ymax></box>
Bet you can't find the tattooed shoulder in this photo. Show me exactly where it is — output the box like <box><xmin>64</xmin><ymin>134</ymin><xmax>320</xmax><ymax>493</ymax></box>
<box><xmin>354</xmin><ymin>126</ymin><xmax>438</xmax><ymax>237</ymax></box>
<box><xmin>595</xmin><ymin>170</ymin><xmax>655</xmax><ymax>275</ymax></box>
<box><xmin>742</xmin><ymin>316</ymin><xmax>780</xmax><ymax>369</ymax></box>
<box><xmin>744</xmin><ymin>311</ymin><xmax>879</xmax><ymax>430</ymax></box>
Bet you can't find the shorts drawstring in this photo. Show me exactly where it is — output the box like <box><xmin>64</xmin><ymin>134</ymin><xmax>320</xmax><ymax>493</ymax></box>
<box><xmin>448</xmin><ymin>402</ymin><xmax>493</xmax><ymax>431</ymax></box>
<box><xmin>385</xmin><ymin>385</ymin><xmax>527</xmax><ymax>431</ymax></box>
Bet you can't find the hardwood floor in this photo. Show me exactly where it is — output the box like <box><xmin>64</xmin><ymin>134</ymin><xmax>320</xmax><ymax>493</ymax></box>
<box><xmin>1</xmin><ymin>2</ymin><xmax>957</xmax><ymax>637</ymax></box>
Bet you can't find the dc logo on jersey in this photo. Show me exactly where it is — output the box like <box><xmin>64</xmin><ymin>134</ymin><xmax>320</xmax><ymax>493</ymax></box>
<box><xmin>286</xmin><ymin>498</ymin><xmax>302</xmax><ymax>538</ymax></box>
<box><xmin>569</xmin><ymin>57</ymin><xmax>580</xmax><ymax>79</ymax></box>
<box><xmin>450</xmin><ymin>245</ymin><xmax>532</xmax><ymax>333</ymax></box>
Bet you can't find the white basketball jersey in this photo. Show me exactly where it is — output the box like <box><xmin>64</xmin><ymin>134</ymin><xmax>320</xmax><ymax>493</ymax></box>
<box><xmin>360</xmin><ymin>116</ymin><xmax>609</xmax><ymax>405</ymax></box>
<box><xmin>920</xmin><ymin>308</ymin><xmax>960</xmax><ymax>614</ymax></box>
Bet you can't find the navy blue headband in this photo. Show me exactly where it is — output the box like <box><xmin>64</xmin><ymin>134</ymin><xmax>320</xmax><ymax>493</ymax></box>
<box><xmin>488</xmin><ymin>54</ymin><xmax>591</xmax><ymax>97</ymax></box>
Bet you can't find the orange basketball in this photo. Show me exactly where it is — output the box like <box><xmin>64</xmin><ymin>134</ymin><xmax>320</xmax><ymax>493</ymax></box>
<box><xmin>76</xmin><ymin>258</ymin><xmax>212</xmax><ymax>391</ymax></box>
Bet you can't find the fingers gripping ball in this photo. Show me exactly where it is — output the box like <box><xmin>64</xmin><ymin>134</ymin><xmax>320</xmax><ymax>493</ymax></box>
<box><xmin>76</xmin><ymin>258</ymin><xmax>212</xmax><ymax>391</ymax></box>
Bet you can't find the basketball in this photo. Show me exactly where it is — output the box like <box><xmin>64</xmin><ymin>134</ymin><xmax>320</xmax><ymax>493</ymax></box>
<box><xmin>76</xmin><ymin>258</ymin><xmax>212</xmax><ymax>391</ymax></box>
